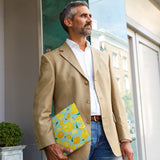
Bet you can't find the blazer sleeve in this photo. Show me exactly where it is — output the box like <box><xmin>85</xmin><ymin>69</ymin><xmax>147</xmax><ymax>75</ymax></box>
<box><xmin>33</xmin><ymin>55</ymin><xmax>56</xmax><ymax>150</ymax></box>
<box><xmin>108</xmin><ymin>54</ymin><xmax>132</xmax><ymax>142</ymax></box>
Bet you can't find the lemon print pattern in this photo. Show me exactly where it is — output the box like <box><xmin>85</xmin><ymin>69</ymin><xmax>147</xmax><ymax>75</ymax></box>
<box><xmin>72</xmin><ymin>129</ymin><xmax>78</xmax><ymax>135</ymax></box>
<box><xmin>66</xmin><ymin>113</ymin><xmax>70</xmax><ymax>119</ymax></box>
<box><xmin>75</xmin><ymin>116</ymin><xmax>83</xmax><ymax>122</ymax></box>
<box><xmin>81</xmin><ymin>129</ymin><xmax>89</xmax><ymax>139</ymax></box>
<box><xmin>59</xmin><ymin>120</ymin><xmax>63</xmax><ymax>125</ymax></box>
<box><xmin>66</xmin><ymin>134</ymin><xmax>72</xmax><ymax>139</ymax></box>
<box><xmin>57</xmin><ymin>132</ymin><xmax>64</xmax><ymax>139</ymax></box>
<box><xmin>51</xmin><ymin>103</ymin><xmax>91</xmax><ymax>153</ymax></box>
<box><xmin>71</xmin><ymin>103</ymin><xmax>78</xmax><ymax>114</ymax></box>
<box><xmin>52</xmin><ymin>124</ymin><xmax>55</xmax><ymax>129</ymax></box>
<box><xmin>63</xmin><ymin>141</ymin><xmax>69</xmax><ymax>148</ymax></box>
<box><xmin>53</xmin><ymin>131</ymin><xmax>56</xmax><ymax>136</ymax></box>
<box><xmin>70</xmin><ymin>118</ymin><xmax>75</xmax><ymax>124</ymax></box>
<box><xmin>56</xmin><ymin>113</ymin><xmax>64</xmax><ymax>119</ymax></box>
<box><xmin>61</xmin><ymin>108</ymin><xmax>67</xmax><ymax>112</ymax></box>
<box><xmin>56</xmin><ymin>127</ymin><xmax>62</xmax><ymax>132</ymax></box>
<box><xmin>73</xmin><ymin>136</ymin><xmax>80</xmax><ymax>144</ymax></box>
<box><xmin>79</xmin><ymin>122</ymin><xmax>85</xmax><ymax>130</ymax></box>
<box><xmin>62</xmin><ymin>122</ymin><xmax>74</xmax><ymax>133</ymax></box>
<box><xmin>52</xmin><ymin>118</ymin><xmax>56</xmax><ymax>123</ymax></box>
<box><xmin>56</xmin><ymin>140</ymin><xmax>62</xmax><ymax>145</ymax></box>
<box><xmin>77</xmin><ymin>143</ymin><xmax>83</xmax><ymax>148</ymax></box>
<box><xmin>70</xmin><ymin>144</ymin><xmax>76</xmax><ymax>150</ymax></box>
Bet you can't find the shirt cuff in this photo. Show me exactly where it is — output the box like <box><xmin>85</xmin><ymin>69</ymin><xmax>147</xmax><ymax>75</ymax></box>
<box><xmin>120</xmin><ymin>139</ymin><xmax>131</xmax><ymax>143</ymax></box>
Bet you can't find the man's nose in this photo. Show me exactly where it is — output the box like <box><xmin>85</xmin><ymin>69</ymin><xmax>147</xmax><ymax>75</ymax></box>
<box><xmin>87</xmin><ymin>16</ymin><xmax>92</xmax><ymax>23</ymax></box>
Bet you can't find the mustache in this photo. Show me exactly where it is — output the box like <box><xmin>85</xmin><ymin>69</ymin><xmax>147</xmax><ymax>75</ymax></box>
<box><xmin>84</xmin><ymin>23</ymin><xmax>92</xmax><ymax>28</ymax></box>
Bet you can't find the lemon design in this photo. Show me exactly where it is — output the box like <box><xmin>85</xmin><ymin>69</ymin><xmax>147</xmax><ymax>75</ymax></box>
<box><xmin>79</xmin><ymin>122</ymin><xmax>85</xmax><ymax>130</ymax></box>
<box><xmin>63</xmin><ymin>141</ymin><xmax>69</xmax><ymax>148</ymax></box>
<box><xmin>66</xmin><ymin>113</ymin><xmax>70</xmax><ymax>119</ymax></box>
<box><xmin>52</xmin><ymin>118</ymin><xmax>56</xmax><ymax>123</ymax></box>
<box><xmin>70</xmin><ymin>118</ymin><xmax>75</xmax><ymax>124</ymax></box>
<box><xmin>56</xmin><ymin>132</ymin><xmax>65</xmax><ymax>139</ymax></box>
<box><xmin>72</xmin><ymin>129</ymin><xmax>78</xmax><ymax>135</ymax></box>
<box><xmin>75</xmin><ymin>116</ymin><xmax>83</xmax><ymax>122</ymax></box>
<box><xmin>56</xmin><ymin>113</ymin><xmax>64</xmax><ymax>119</ymax></box>
<box><xmin>52</xmin><ymin>124</ymin><xmax>55</xmax><ymax>129</ymax></box>
<box><xmin>84</xmin><ymin>140</ymin><xmax>89</xmax><ymax>144</ymax></box>
<box><xmin>56</xmin><ymin>127</ymin><xmax>62</xmax><ymax>132</ymax></box>
<box><xmin>71</xmin><ymin>104</ymin><xmax>78</xmax><ymax>114</ymax></box>
<box><xmin>66</xmin><ymin>134</ymin><xmax>72</xmax><ymax>139</ymax></box>
<box><xmin>61</xmin><ymin>108</ymin><xmax>67</xmax><ymax>112</ymax></box>
<box><xmin>77</xmin><ymin>143</ymin><xmax>83</xmax><ymax>148</ymax></box>
<box><xmin>59</xmin><ymin>120</ymin><xmax>63</xmax><ymax>125</ymax></box>
<box><xmin>62</xmin><ymin>122</ymin><xmax>75</xmax><ymax>132</ymax></box>
<box><xmin>73</xmin><ymin>136</ymin><xmax>80</xmax><ymax>144</ymax></box>
<box><xmin>53</xmin><ymin>131</ymin><xmax>56</xmax><ymax>136</ymax></box>
<box><xmin>70</xmin><ymin>144</ymin><xmax>76</xmax><ymax>150</ymax></box>
<box><xmin>56</xmin><ymin>140</ymin><xmax>62</xmax><ymax>145</ymax></box>
<box><xmin>81</xmin><ymin>129</ymin><xmax>89</xmax><ymax>139</ymax></box>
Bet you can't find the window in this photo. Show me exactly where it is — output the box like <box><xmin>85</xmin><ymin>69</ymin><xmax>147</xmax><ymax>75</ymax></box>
<box><xmin>116</xmin><ymin>77</ymin><xmax>121</xmax><ymax>90</ymax></box>
<box><xmin>100</xmin><ymin>42</ymin><xmax>106</xmax><ymax>51</ymax></box>
<box><xmin>89</xmin><ymin>1</ymin><xmax>138</xmax><ymax>159</ymax></box>
<box><xmin>124</xmin><ymin>75</ymin><xmax>130</xmax><ymax>91</ymax></box>
<box><xmin>112</xmin><ymin>52</ymin><xmax>119</xmax><ymax>68</ymax></box>
<box><xmin>123</xmin><ymin>57</ymin><xmax>128</xmax><ymax>71</ymax></box>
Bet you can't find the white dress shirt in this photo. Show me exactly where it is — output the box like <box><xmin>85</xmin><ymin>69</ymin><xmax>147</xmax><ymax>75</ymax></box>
<box><xmin>66</xmin><ymin>39</ymin><xmax>130</xmax><ymax>142</ymax></box>
<box><xmin>66</xmin><ymin>39</ymin><xmax>101</xmax><ymax>116</ymax></box>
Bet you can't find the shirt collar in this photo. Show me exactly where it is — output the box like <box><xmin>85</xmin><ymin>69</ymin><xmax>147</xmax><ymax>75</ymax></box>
<box><xmin>66</xmin><ymin>38</ymin><xmax>90</xmax><ymax>51</ymax></box>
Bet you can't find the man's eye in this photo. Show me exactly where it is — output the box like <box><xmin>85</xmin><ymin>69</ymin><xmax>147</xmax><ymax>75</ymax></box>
<box><xmin>81</xmin><ymin>14</ymin><xmax>86</xmax><ymax>17</ymax></box>
<box><xmin>81</xmin><ymin>14</ymin><xmax>91</xmax><ymax>18</ymax></box>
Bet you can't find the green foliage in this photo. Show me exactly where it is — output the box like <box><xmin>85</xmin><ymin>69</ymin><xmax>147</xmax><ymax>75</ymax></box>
<box><xmin>0</xmin><ymin>122</ymin><xmax>23</xmax><ymax>147</ymax></box>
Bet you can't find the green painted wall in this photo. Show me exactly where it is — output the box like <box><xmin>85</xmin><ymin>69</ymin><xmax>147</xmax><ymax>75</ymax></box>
<box><xmin>42</xmin><ymin>0</ymin><xmax>88</xmax><ymax>53</ymax></box>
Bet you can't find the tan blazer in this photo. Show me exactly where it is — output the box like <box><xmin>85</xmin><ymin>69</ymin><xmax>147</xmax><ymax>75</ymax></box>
<box><xmin>33</xmin><ymin>42</ymin><xmax>131</xmax><ymax>160</ymax></box>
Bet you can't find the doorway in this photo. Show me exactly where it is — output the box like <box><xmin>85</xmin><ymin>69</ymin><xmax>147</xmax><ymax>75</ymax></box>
<box><xmin>128</xmin><ymin>29</ymin><xmax>160</xmax><ymax>160</ymax></box>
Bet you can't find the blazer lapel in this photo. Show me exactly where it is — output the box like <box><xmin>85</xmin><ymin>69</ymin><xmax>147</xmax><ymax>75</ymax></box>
<box><xmin>59</xmin><ymin>42</ymin><xmax>87</xmax><ymax>79</ymax></box>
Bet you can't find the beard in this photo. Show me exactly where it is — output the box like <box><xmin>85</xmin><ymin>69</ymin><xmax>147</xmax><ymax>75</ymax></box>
<box><xmin>80</xmin><ymin>23</ymin><xmax>92</xmax><ymax>36</ymax></box>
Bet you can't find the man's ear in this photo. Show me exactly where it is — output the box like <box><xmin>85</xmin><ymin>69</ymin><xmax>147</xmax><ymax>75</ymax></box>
<box><xmin>64</xmin><ymin>18</ymin><xmax>73</xmax><ymax>28</ymax></box>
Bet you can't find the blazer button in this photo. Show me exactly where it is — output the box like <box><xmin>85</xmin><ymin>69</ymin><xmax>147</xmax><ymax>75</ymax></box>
<box><xmin>86</xmin><ymin>119</ymin><xmax>90</xmax><ymax>124</ymax></box>
<box><xmin>84</xmin><ymin>81</ymin><xmax>88</xmax><ymax>85</ymax></box>
<box><xmin>87</xmin><ymin>100</ymin><xmax>90</xmax><ymax>104</ymax></box>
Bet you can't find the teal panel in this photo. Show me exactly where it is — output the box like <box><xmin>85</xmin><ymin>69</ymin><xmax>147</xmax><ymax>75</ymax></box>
<box><xmin>42</xmin><ymin>0</ymin><xmax>88</xmax><ymax>53</ymax></box>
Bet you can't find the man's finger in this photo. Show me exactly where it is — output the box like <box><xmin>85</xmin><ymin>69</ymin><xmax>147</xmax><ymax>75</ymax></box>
<box><xmin>127</xmin><ymin>151</ymin><xmax>134</xmax><ymax>160</ymax></box>
<box><xmin>125</xmin><ymin>146</ymin><xmax>133</xmax><ymax>160</ymax></box>
<box><xmin>62</xmin><ymin>146</ymin><xmax>73</xmax><ymax>154</ymax></box>
<box><xmin>122</xmin><ymin>151</ymin><xmax>126</xmax><ymax>160</ymax></box>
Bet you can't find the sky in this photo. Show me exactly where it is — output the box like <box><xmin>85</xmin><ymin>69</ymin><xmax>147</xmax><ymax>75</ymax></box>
<box><xmin>89</xmin><ymin>0</ymin><xmax>128</xmax><ymax>41</ymax></box>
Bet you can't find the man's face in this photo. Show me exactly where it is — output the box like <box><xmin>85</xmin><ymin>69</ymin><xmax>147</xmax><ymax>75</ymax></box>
<box><xmin>70</xmin><ymin>6</ymin><xmax>92</xmax><ymax>37</ymax></box>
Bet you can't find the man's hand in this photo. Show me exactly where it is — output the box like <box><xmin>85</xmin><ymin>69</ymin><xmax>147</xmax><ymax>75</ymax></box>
<box><xmin>44</xmin><ymin>144</ymin><xmax>73</xmax><ymax>160</ymax></box>
<box><xmin>120</xmin><ymin>141</ymin><xmax>133</xmax><ymax>160</ymax></box>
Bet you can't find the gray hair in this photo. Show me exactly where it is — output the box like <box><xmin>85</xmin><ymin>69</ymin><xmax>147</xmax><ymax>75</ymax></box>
<box><xmin>59</xmin><ymin>1</ymin><xmax>88</xmax><ymax>33</ymax></box>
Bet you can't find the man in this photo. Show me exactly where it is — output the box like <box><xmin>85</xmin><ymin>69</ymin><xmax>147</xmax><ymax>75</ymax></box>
<box><xmin>33</xmin><ymin>1</ymin><xmax>133</xmax><ymax>160</ymax></box>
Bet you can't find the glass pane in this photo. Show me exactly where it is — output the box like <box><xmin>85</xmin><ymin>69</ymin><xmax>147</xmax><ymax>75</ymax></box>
<box><xmin>89</xmin><ymin>0</ymin><xmax>137</xmax><ymax>159</ymax></box>
<box><xmin>138</xmin><ymin>42</ymin><xmax>160</xmax><ymax>160</ymax></box>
